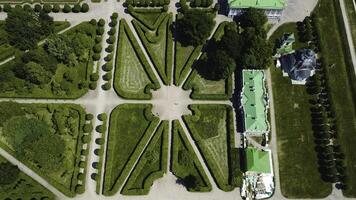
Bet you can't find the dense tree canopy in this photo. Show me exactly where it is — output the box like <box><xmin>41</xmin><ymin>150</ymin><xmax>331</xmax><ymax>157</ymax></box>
<box><xmin>176</xmin><ymin>11</ymin><xmax>215</xmax><ymax>46</ymax></box>
<box><xmin>198</xmin><ymin>50</ymin><xmax>236</xmax><ymax>80</ymax></box>
<box><xmin>45</xmin><ymin>35</ymin><xmax>74</xmax><ymax>64</ymax></box>
<box><xmin>5</xmin><ymin>7</ymin><xmax>54</xmax><ymax>50</ymax></box>
<box><xmin>0</xmin><ymin>162</ymin><xmax>20</xmax><ymax>185</ymax></box>
<box><xmin>236</xmin><ymin>8</ymin><xmax>267</xmax><ymax>30</ymax></box>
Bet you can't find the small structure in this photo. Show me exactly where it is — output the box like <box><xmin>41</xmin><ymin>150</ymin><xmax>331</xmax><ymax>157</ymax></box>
<box><xmin>241</xmin><ymin>70</ymin><xmax>270</xmax><ymax>136</ymax></box>
<box><xmin>275</xmin><ymin>33</ymin><xmax>295</xmax><ymax>57</ymax></box>
<box><xmin>277</xmin><ymin>48</ymin><xmax>316</xmax><ymax>85</ymax></box>
<box><xmin>241</xmin><ymin>147</ymin><xmax>274</xmax><ymax>200</ymax></box>
<box><xmin>227</xmin><ymin>0</ymin><xmax>286</xmax><ymax>19</ymax></box>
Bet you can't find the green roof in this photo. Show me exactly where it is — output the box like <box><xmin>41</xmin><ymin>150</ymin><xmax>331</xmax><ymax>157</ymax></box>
<box><xmin>241</xmin><ymin>70</ymin><xmax>269</xmax><ymax>133</ymax></box>
<box><xmin>228</xmin><ymin>0</ymin><xmax>286</xmax><ymax>9</ymax></box>
<box><xmin>246</xmin><ymin>147</ymin><xmax>271</xmax><ymax>173</ymax></box>
<box><xmin>276</xmin><ymin>33</ymin><xmax>295</xmax><ymax>55</ymax></box>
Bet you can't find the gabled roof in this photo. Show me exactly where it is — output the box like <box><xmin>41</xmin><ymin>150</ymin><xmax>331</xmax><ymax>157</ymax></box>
<box><xmin>246</xmin><ymin>147</ymin><xmax>271</xmax><ymax>173</ymax></box>
<box><xmin>276</xmin><ymin>33</ymin><xmax>295</xmax><ymax>56</ymax></box>
<box><xmin>228</xmin><ymin>0</ymin><xmax>286</xmax><ymax>10</ymax></box>
<box><xmin>241</xmin><ymin>70</ymin><xmax>269</xmax><ymax>133</ymax></box>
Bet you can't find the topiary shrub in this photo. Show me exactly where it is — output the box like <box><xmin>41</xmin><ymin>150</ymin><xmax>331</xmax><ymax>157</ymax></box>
<box><xmin>81</xmin><ymin>3</ymin><xmax>89</xmax><ymax>12</ymax></box>
<box><xmin>43</xmin><ymin>4</ymin><xmax>52</xmax><ymax>13</ymax></box>
<box><xmin>81</xmin><ymin>149</ymin><xmax>89</xmax><ymax>156</ymax></box>
<box><xmin>101</xmin><ymin>82</ymin><xmax>111</xmax><ymax>91</ymax></box>
<box><xmin>102</xmin><ymin>62</ymin><xmax>113</xmax><ymax>72</ymax></box>
<box><xmin>127</xmin><ymin>5</ymin><xmax>134</xmax><ymax>13</ymax></box>
<box><xmin>111</xmin><ymin>12</ymin><xmax>118</xmax><ymax>19</ymax></box>
<box><xmin>23</xmin><ymin>4</ymin><xmax>32</xmax><ymax>11</ymax></box>
<box><xmin>93</xmin><ymin>53</ymin><xmax>101</xmax><ymax>61</ymax></box>
<box><xmin>98</xmin><ymin>19</ymin><xmax>105</xmax><ymax>27</ymax></box>
<box><xmin>109</xmin><ymin>20</ymin><xmax>117</xmax><ymax>27</ymax></box>
<box><xmin>106</xmin><ymin>36</ymin><xmax>116</xmax><ymax>44</ymax></box>
<box><xmin>89</xmin><ymin>82</ymin><xmax>97</xmax><ymax>90</ymax></box>
<box><xmin>103</xmin><ymin>72</ymin><xmax>112</xmax><ymax>81</ymax></box>
<box><xmin>95</xmin><ymin>138</ymin><xmax>104</xmax><ymax>145</ymax></box>
<box><xmin>3</xmin><ymin>4</ymin><xmax>11</xmax><ymax>12</ymax></box>
<box><xmin>72</xmin><ymin>4</ymin><xmax>81</xmax><ymax>13</ymax></box>
<box><xmin>96</xmin><ymin>124</ymin><xmax>107</xmax><ymax>133</ymax></box>
<box><xmin>90</xmin><ymin>19</ymin><xmax>97</xmax><ymax>25</ymax></box>
<box><xmin>86</xmin><ymin>113</ymin><xmax>94</xmax><ymax>120</ymax></box>
<box><xmin>93</xmin><ymin>44</ymin><xmax>102</xmax><ymax>53</ymax></box>
<box><xmin>162</xmin><ymin>4</ymin><xmax>168</xmax><ymax>11</ymax></box>
<box><xmin>52</xmin><ymin>4</ymin><xmax>61</xmax><ymax>12</ymax></box>
<box><xmin>34</xmin><ymin>4</ymin><xmax>42</xmax><ymax>12</ymax></box>
<box><xmin>83</xmin><ymin>123</ymin><xmax>93</xmax><ymax>133</ymax></box>
<box><xmin>98</xmin><ymin>113</ymin><xmax>107</xmax><ymax>121</ymax></box>
<box><xmin>108</xmin><ymin>28</ymin><xmax>116</xmax><ymax>35</ymax></box>
<box><xmin>82</xmin><ymin>135</ymin><xmax>90</xmax><ymax>143</ymax></box>
<box><xmin>75</xmin><ymin>185</ymin><xmax>85</xmax><ymax>194</ymax></box>
<box><xmin>96</xmin><ymin>27</ymin><xmax>105</xmax><ymax>35</ymax></box>
<box><xmin>164</xmin><ymin>0</ymin><xmax>170</xmax><ymax>5</ymax></box>
<box><xmin>105</xmin><ymin>45</ymin><xmax>114</xmax><ymax>53</ymax></box>
<box><xmin>78</xmin><ymin>173</ymin><xmax>85</xmax><ymax>180</ymax></box>
<box><xmin>79</xmin><ymin>161</ymin><xmax>86</xmax><ymax>168</ymax></box>
<box><xmin>95</xmin><ymin>36</ymin><xmax>102</xmax><ymax>43</ymax></box>
<box><xmin>90</xmin><ymin>73</ymin><xmax>99</xmax><ymax>81</ymax></box>
<box><xmin>63</xmin><ymin>4</ymin><xmax>71</xmax><ymax>13</ymax></box>
<box><xmin>104</xmin><ymin>54</ymin><xmax>113</xmax><ymax>62</ymax></box>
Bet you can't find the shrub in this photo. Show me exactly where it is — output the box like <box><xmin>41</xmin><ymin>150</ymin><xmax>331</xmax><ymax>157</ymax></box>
<box><xmin>213</xmin><ymin>3</ymin><xmax>219</xmax><ymax>11</ymax></box>
<box><xmin>93</xmin><ymin>44</ymin><xmax>102</xmax><ymax>53</ymax></box>
<box><xmin>89</xmin><ymin>82</ymin><xmax>97</xmax><ymax>90</ymax></box>
<box><xmin>164</xmin><ymin>0</ymin><xmax>170</xmax><ymax>5</ymax></box>
<box><xmin>34</xmin><ymin>4</ymin><xmax>42</xmax><ymax>12</ymax></box>
<box><xmin>90</xmin><ymin>73</ymin><xmax>99</xmax><ymax>81</ymax></box>
<box><xmin>75</xmin><ymin>185</ymin><xmax>85</xmax><ymax>194</ymax></box>
<box><xmin>78</xmin><ymin>173</ymin><xmax>85</xmax><ymax>180</ymax></box>
<box><xmin>111</xmin><ymin>12</ymin><xmax>118</xmax><ymax>19</ymax></box>
<box><xmin>101</xmin><ymin>82</ymin><xmax>111</xmax><ymax>90</ymax></box>
<box><xmin>0</xmin><ymin>6</ymin><xmax>2</xmax><ymax>12</ymax></box>
<box><xmin>98</xmin><ymin>113</ymin><xmax>107</xmax><ymax>121</ymax></box>
<box><xmin>82</xmin><ymin>135</ymin><xmax>90</xmax><ymax>143</ymax></box>
<box><xmin>43</xmin><ymin>4</ymin><xmax>52</xmax><ymax>13</ymax></box>
<box><xmin>104</xmin><ymin>54</ymin><xmax>113</xmax><ymax>61</ymax></box>
<box><xmin>96</xmin><ymin>124</ymin><xmax>107</xmax><ymax>133</ymax></box>
<box><xmin>90</xmin><ymin>19</ymin><xmax>97</xmax><ymax>25</ymax></box>
<box><xmin>102</xmin><ymin>62</ymin><xmax>113</xmax><ymax>71</ymax></box>
<box><xmin>23</xmin><ymin>4</ymin><xmax>32</xmax><ymax>11</ymax></box>
<box><xmin>103</xmin><ymin>72</ymin><xmax>112</xmax><ymax>81</ymax></box>
<box><xmin>3</xmin><ymin>4</ymin><xmax>11</xmax><ymax>12</ymax></box>
<box><xmin>93</xmin><ymin>53</ymin><xmax>101</xmax><ymax>61</ymax></box>
<box><xmin>81</xmin><ymin>3</ymin><xmax>89</xmax><ymax>12</ymax></box>
<box><xmin>162</xmin><ymin>5</ymin><xmax>168</xmax><ymax>11</ymax></box>
<box><xmin>63</xmin><ymin>4</ymin><xmax>71</xmax><ymax>13</ymax></box>
<box><xmin>105</xmin><ymin>45</ymin><xmax>114</xmax><ymax>53</ymax></box>
<box><xmin>72</xmin><ymin>4</ymin><xmax>81</xmax><ymax>13</ymax></box>
<box><xmin>127</xmin><ymin>5</ymin><xmax>134</xmax><ymax>13</ymax></box>
<box><xmin>79</xmin><ymin>161</ymin><xmax>86</xmax><ymax>168</ymax></box>
<box><xmin>95</xmin><ymin>36</ymin><xmax>102</xmax><ymax>43</ymax></box>
<box><xmin>83</xmin><ymin>123</ymin><xmax>93</xmax><ymax>133</ymax></box>
<box><xmin>86</xmin><ymin>113</ymin><xmax>94</xmax><ymax>120</ymax></box>
<box><xmin>98</xmin><ymin>19</ymin><xmax>106</xmax><ymax>27</ymax></box>
<box><xmin>108</xmin><ymin>28</ymin><xmax>116</xmax><ymax>35</ymax></box>
<box><xmin>95</xmin><ymin>138</ymin><xmax>104</xmax><ymax>145</ymax></box>
<box><xmin>97</xmin><ymin>27</ymin><xmax>105</xmax><ymax>35</ymax></box>
<box><xmin>52</xmin><ymin>4</ymin><xmax>61</xmax><ymax>12</ymax></box>
<box><xmin>109</xmin><ymin>20</ymin><xmax>117</xmax><ymax>27</ymax></box>
<box><xmin>107</xmin><ymin>36</ymin><xmax>116</xmax><ymax>44</ymax></box>
<box><xmin>81</xmin><ymin>149</ymin><xmax>89</xmax><ymax>156</ymax></box>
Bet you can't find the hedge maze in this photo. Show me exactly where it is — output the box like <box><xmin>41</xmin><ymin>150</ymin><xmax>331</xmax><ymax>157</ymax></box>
<box><xmin>171</xmin><ymin>120</ymin><xmax>212</xmax><ymax>192</ymax></box>
<box><xmin>0</xmin><ymin>102</ymin><xmax>89</xmax><ymax>197</ymax></box>
<box><xmin>113</xmin><ymin>19</ymin><xmax>160</xmax><ymax>99</ymax></box>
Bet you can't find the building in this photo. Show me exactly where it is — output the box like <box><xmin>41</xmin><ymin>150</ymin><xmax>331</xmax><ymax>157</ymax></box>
<box><xmin>227</xmin><ymin>0</ymin><xmax>286</xmax><ymax>19</ymax></box>
<box><xmin>241</xmin><ymin>147</ymin><xmax>274</xmax><ymax>200</ymax></box>
<box><xmin>277</xmin><ymin>48</ymin><xmax>317</xmax><ymax>84</ymax></box>
<box><xmin>241</xmin><ymin>70</ymin><xmax>270</xmax><ymax>136</ymax></box>
<box><xmin>275</xmin><ymin>33</ymin><xmax>295</xmax><ymax>57</ymax></box>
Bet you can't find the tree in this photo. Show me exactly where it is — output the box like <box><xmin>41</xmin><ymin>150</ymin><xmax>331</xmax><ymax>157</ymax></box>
<box><xmin>81</xmin><ymin>3</ymin><xmax>89</xmax><ymax>12</ymax></box>
<box><xmin>176</xmin><ymin>11</ymin><xmax>215</xmax><ymax>46</ymax></box>
<box><xmin>5</xmin><ymin>8</ymin><xmax>54</xmax><ymax>50</ymax></box>
<box><xmin>0</xmin><ymin>162</ymin><xmax>20</xmax><ymax>185</ymax></box>
<box><xmin>236</xmin><ymin>8</ymin><xmax>267</xmax><ymax>30</ymax></box>
<box><xmin>0</xmin><ymin>102</ymin><xmax>25</xmax><ymax>126</ymax></box>
<box><xmin>52</xmin><ymin>4</ymin><xmax>61</xmax><ymax>12</ymax></box>
<box><xmin>218</xmin><ymin>24</ymin><xmax>241</xmax><ymax>59</ymax></box>
<box><xmin>72</xmin><ymin>4</ymin><xmax>81</xmax><ymax>13</ymax></box>
<box><xmin>200</xmin><ymin>50</ymin><xmax>236</xmax><ymax>80</ymax></box>
<box><xmin>45</xmin><ymin>34</ymin><xmax>73</xmax><ymax>63</ymax></box>
<box><xmin>13</xmin><ymin>61</ymin><xmax>52</xmax><ymax>85</ymax></box>
<box><xmin>63</xmin><ymin>4</ymin><xmax>71</xmax><ymax>13</ymax></box>
<box><xmin>43</xmin><ymin>4</ymin><xmax>52</xmax><ymax>13</ymax></box>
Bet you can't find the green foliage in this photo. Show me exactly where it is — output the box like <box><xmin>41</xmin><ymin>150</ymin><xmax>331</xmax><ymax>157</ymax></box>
<box><xmin>0</xmin><ymin>162</ymin><xmax>20</xmax><ymax>185</ymax></box>
<box><xmin>103</xmin><ymin>72</ymin><xmax>112</xmax><ymax>81</ymax></box>
<box><xmin>3</xmin><ymin>4</ymin><xmax>12</xmax><ymax>12</ymax></box>
<box><xmin>81</xmin><ymin>3</ymin><xmax>89</xmax><ymax>12</ymax></box>
<box><xmin>102</xmin><ymin>62</ymin><xmax>113</xmax><ymax>71</ymax></box>
<box><xmin>72</xmin><ymin>4</ymin><xmax>81</xmax><ymax>13</ymax></box>
<box><xmin>90</xmin><ymin>19</ymin><xmax>97</xmax><ymax>25</ymax></box>
<box><xmin>13</xmin><ymin>61</ymin><xmax>52</xmax><ymax>85</ymax></box>
<box><xmin>52</xmin><ymin>4</ymin><xmax>61</xmax><ymax>13</ymax></box>
<box><xmin>90</xmin><ymin>73</ymin><xmax>99</xmax><ymax>81</ymax></box>
<box><xmin>176</xmin><ymin>10</ymin><xmax>215</xmax><ymax>46</ymax></box>
<box><xmin>97</xmin><ymin>27</ymin><xmax>105</xmax><ymax>35</ymax></box>
<box><xmin>83</xmin><ymin>123</ymin><xmax>93</xmax><ymax>133</ymax></box>
<box><xmin>98</xmin><ymin>113</ymin><xmax>107</xmax><ymax>121</ymax></box>
<box><xmin>98</xmin><ymin>19</ymin><xmax>105</xmax><ymax>27</ymax></box>
<box><xmin>93</xmin><ymin>44</ymin><xmax>102</xmax><ymax>53</ymax></box>
<box><xmin>86</xmin><ymin>113</ymin><xmax>94</xmax><ymax>120</ymax></box>
<box><xmin>82</xmin><ymin>135</ymin><xmax>90</xmax><ymax>143</ymax></box>
<box><xmin>102</xmin><ymin>82</ymin><xmax>112</xmax><ymax>90</ymax></box>
<box><xmin>5</xmin><ymin>7</ymin><xmax>54</xmax><ymax>50</ymax></box>
<box><xmin>63</xmin><ymin>4</ymin><xmax>71</xmax><ymax>13</ymax></box>
<box><xmin>198</xmin><ymin>50</ymin><xmax>236</xmax><ymax>80</ymax></box>
<box><xmin>34</xmin><ymin>4</ymin><xmax>42</xmax><ymax>12</ymax></box>
<box><xmin>0</xmin><ymin>102</ymin><xmax>25</xmax><ymax>126</ymax></box>
<box><xmin>96</xmin><ymin>124</ymin><xmax>107</xmax><ymax>133</ymax></box>
<box><xmin>43</xmin><ymin>4</ymin><xmax>52</xmax><ymax>13</ymax></box>
<box><xmin>45</xmin><ymin>34</ymin><xmax>74</xmax><ymax>64</ymax></box>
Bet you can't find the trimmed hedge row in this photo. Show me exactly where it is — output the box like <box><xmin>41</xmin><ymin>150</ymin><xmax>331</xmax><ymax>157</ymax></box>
<box><xmin>95</xmin><ymin>112</ymin><xmax>108</xmax><ymax>194</ymax></box>
<box><xmin>121</xmin><ymin>121</ymin><xmax>169</xmax><ymax>195</ymax></box>
<box><xmin>113</xmin><ymin>19</ymin><xmax>161</xmax><ymax>100</ymax></box>
<box><xmin>182</xmin><ymin>70</ymin><xmax>233</xmax><ymax>100</ymax></box>
<box><xmin>125</xmin><ymin>0</ymin><xmax>170</xmax><ymax>7</ymax></box>
<box><xmin>171</xmin><ymin>120</ymin><xmax>212</xmax><ymax>192</ymax></box>
<box><xmin>129</xmin><ymin>9</ymin><xmax>168</xmax><ymax>31</ymax></box>
<box><xmin>183</xmin><ymin>104</ymin><xmax>236</xmax><ymax>192</ymax></box>
<box><xmin>103</xmin><ymin>104</ymin><xmax>160</xmax><ymax>196</ymax></box>
<box><xmin>0</xmin><ymin>3</ymin><xmax>89</xmax><ymax>13</ymax></box>
<box><xmin>131</xmin><ymin>13</ymin><xmax>173</xmax><ymax>85</ymax></box>
<box><xmin>189</xmin><ymin>0</ymin><xmax>213</xmax><ymax>8</ymax></box>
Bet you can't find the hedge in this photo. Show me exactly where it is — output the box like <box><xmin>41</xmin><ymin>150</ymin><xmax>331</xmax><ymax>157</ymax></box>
<box><xmin>113</xmin><ymin>20</ymin><xmax>161</xmax><ymax>100</ymax></box>
<box><xmin>130</xmin><ymin>9</ymin><xmax>168</xmax><ymax>31</ymax></box>
<box><xmin>89</xmin><ymin>82</ymin><xmax>97</xmax><ymax>90</ymax></box>
<box><xmin>90</xmin><ymin>73</ymin><xmax>100</xmax><ymax>81</ymax></box>
<box><xmin>83</xmin><ymin>123</ymin><xmax>93</xmax><ymax>133</ymax></box>
<box><xmin>103</xmin><ymin>72</ymin><xmax>112</xmax><ymax>81</ymax></box>
<box><xmin>103</xmin><ymin>104</ymin><xmax>160</xmax><ymax>196</ymax></box>
<box><xmin>98</xmin><ymin>113</ymin><xmax>108</xmax><ymax>121</ymax></box>
<box><xmin>121</xmin><ymin>121</ymin><xmax>169</xmax><ymax>195</ymax></box>
<box><xmin>63</xmin><ymin>4</ymin><xmax>71</xmax><ymax>13</ymax></box>
<box><xmin>96</xmin><ymin>124</ymin><xmax>107</xmax><ymax>133</ymax></box>
<box><xmin>98</xmin><ymin>19</ymin><xmax>106</xmax><ymax>27</ymax></box>
<box><xmin>95</xmin><ymin>112</ymin><xmax>108</xmax><ymax>194</ymax></box>
<box><xmin>52</xmin><ymin>4</ymin><xmax>60</xmax><ymax>12</ymax></box>
<box><xmin>81</xmin><ymin>3</ymin><xmax>89</xmax><ymax>12</ymax></box>
<box><xmin>125</xmin><ymin>0</ymin><xmax>170</xmax><ymax>7</ymax></box>
<box><xmin>85</xmin><ymin>113</ymin><xmax>94</xmax><ymax>120</ymax></box>
<box><xmin>102</xmin><ymin>62</ymin><xmax>113</xmax><ymax>72</ymax></box>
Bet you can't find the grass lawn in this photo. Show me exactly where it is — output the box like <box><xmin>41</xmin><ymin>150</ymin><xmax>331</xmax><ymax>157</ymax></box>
<box><xmin>171</xmin><ymin>120</ymin><xmax>212</xmax><ymax>192</ymax></box>
<box><xmin>121</xmin><ymin>121</ymin><xmax>169</xmax><ymax>195</ymax></box>
<box><xmin>130</xmin><ymin>9</ymin><xmax>167</xmax><ymax>31</ymax></box>
<box><xmin>313</xmin><ymin>0</ymin><xmax>356</xmax><ymax>196</ymax></box>
<box><xmin>183</xmin><ymin>104</ymin><xmax>236</xmax><ymax>191</ymax></box>
<box><xmin>0</xmin><ymin>155</ymin><xmax>55</xmax><ymax>200</ymax></box>
<box><xmin>103</xmin><ymin>104</ymin><xmax>160</xmax><ymax>196</ymax></box>
<box><xmin>268</xmin><ymin>22</ymin><xmax>308</xmax><ymax>50</ymax></box>
<box><xmin>0</xmin><ymin>102</ymin><xmax>87</xmax><ymax>197</ymax></box>
<box><xmin>114</xmin><ymin>20</ymin><xmax>160</xmax><ymax>100</ymax></box>
<box><xmin>0</xmin><ymin>22</ymin><xmax>96</xmax><ymax>99</ymax></box>
<box><xmin>343</xmin><ymin>0</ymin><xmax>356</xmax><ymax>52</ymax></box>
<box><xmin>132</xmin><ymin>13</ymin><xmax>173</xmax><ymax>85</ymax></box>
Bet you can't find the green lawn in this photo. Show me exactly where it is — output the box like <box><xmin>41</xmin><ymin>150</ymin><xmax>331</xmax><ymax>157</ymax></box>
<box><xmin>103</xmin><ymin>104</ymin><xmax>160</xmax><ymax>196</ymax></box>
<box><xmin>121</xmin><ymin>121</ymin><xmax>169</xmax><ymax>195</ymax></box>
<box><xmin>114</xmin><ymin>20</ymin><xmax>160</xmax><ymax>100</ymax></box>
<box><xmin>171</xmin><ymin>120</ymin><xmax>212</xmax><ymax>192</ymax></box>
<box><xmin>130</xmin><ymin>9</ymin><xmax>167</xmax><ymax>31</ymax></box>
<box><xmin>0</xmin><ymin>22</ymin><xmax>96</xmax><ymax>99</ymax></box>
<box><xmin>0</xmin><ymin>155</ymin><xmax>55</xmax><ymax>200</ymax></box>
<box><xmin>183</xmin><ymin>104</ymin><xmax>237</xmax><ymax>191</ymax></box>
<box><xmin>313</xmin><ymin>0</ymin><xmax>356</xmax><ymax>196</ymax></box>
<box><xmin>0</xmin><ymin>102</ymin><xmax>87</xmax><ymax>197</ymax></box>
<box><xmin>344</xmin><ymin>0</ymin><xmax>356</xmax><ymax>52</ymax></box>
<box><xmin>132</xmin><ymin>13</ymin><xmax>173</xmax><ymax>85</ymax></box>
